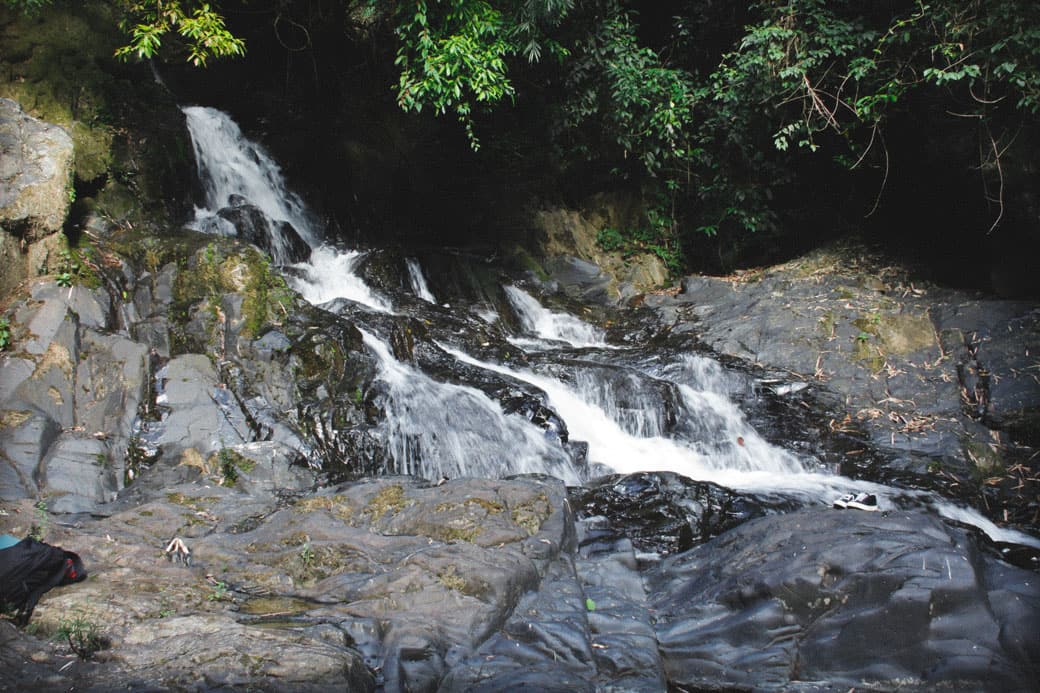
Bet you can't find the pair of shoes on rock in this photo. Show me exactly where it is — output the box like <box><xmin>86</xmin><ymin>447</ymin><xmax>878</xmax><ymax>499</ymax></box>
<box><xmin>833</xmin><ymin>492</ymin><xmax>879</xmax><ymax>511</ymax></box>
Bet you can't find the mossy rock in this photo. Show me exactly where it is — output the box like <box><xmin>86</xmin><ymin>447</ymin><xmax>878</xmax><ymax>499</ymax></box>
<box><xmin>0</xmin><ymin>4</ymin><xmax>193</xmax><ymax>232</ymax></box>
<box><xmin>0</xmin><ymin>4</ymin><xmax>118</xmax><ymax>182</ymax></box>
<box><xmin>875</xmin><ymin>312</ymin><xmax>935</xmax><ymax>355</ymax></box>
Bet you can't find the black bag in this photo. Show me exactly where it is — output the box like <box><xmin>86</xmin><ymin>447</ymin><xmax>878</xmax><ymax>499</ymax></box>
<box><xmin>0</xmin><ymin>537</ymin><xmax>86</xmax><ymax>626</ymax></box>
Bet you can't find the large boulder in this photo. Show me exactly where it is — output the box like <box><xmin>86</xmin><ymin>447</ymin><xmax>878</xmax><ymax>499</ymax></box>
<box><xmin>0</xmin><ymin>98</ymin><xmax>73</xmax><ymax>297</ymax></box>
<box><xmin>533</xmin><ymin>194</ymin><xmax>668</xmax><ymax>302</ymax></box>
<box><xmin>215</xmin><ymin>195</ymin><xmax>311</xmax><ymax>265</ymax></box>
<box><xmin>0</xmin><ymin>280</ymin><xmax>139</xmax><ymax>508</ymax></box>
<box><xmin>0</xmin><ymin>475</ymin><xmax>572</xmax><ymax>690</ymax></box>
<box><xmin>646</xmin><ymin>508</ymin><xmax>1040</xmax><ymax>691</ymax></box>
<box><xmin>646</xmin><ymin>240</ymin><xmax>1040</xmax><ymax>492</ymax></box>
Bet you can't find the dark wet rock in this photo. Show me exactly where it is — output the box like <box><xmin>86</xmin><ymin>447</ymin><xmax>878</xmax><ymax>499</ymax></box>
<box><xmin>440</xmin><ymin>557</ymin><xmax>599</xmax><ymax>692</ymax></box>
<box><xmin>933</xmin><ymin>300</ymin><xmax>1040</xmax><ymax>444</ymax></box>
<box><xmin>646</xmin><ymin>241</ymin><xmax>1040</xmax><ymax>529</ymax></box>
<box><xmin>572</xmin><ymin>471</ymin><xmax>790</xmax><ymax>558</ymax></box>
<box><xmin>540</xmin><ymin>255</ymin><xmax>615</xmax><ymax>305</ymax></box>
<box><xmin>216</xmin><ymin>197</ymin><xmax>311</xmax><ymax>264</ymax></box>
<box><xmin>646</xmin><ymin>508</ymin><xmax>1040</xmax><ymax>692</ymax></box>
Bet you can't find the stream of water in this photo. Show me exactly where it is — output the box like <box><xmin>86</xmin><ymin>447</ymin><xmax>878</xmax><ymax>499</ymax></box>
<box><xmin>182</xmin><ymin>106</ymin><xmax>1038</xmax><ymax>549</ymax></box>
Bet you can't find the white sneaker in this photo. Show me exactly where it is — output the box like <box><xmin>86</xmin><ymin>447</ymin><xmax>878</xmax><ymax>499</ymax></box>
<box><xmin>846</xmin><ymin>492</ymin><xmax>879</xmax><ymax>512</ymax></box>
<box><xmin>832</xmin><ymin>493</ymin><xmax>855</xmax><ymax>509</ymax></box>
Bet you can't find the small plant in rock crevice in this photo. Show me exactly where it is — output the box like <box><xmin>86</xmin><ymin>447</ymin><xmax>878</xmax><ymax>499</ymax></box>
<box><xmin>0</xmin><ymin>317</ymin><xmax>10</xmax><ymax>351</ymax></box>
<box><xmin>55</xmin><ymin>615</ymin><xmax>108</xmax><ymax>660</ymax></box>
<box><xmin>29</xmin><ymin>500</ymin><xmax>49</xmax><ymax>541</ymax></box>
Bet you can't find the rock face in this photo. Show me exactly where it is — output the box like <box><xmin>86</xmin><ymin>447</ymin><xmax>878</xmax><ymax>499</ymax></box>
<box><xmin>644</xmin><ymin>241</ymin><xmax>1040</xmax><ymax>508</ymax></box>
<box><xmin>215</xmin><ymin>194</ymin><xmax>311</xmax><ymax>264</ymax></box>
<box><xmin>533</xmin><ymin>194</ymin><xmax>669</xmax><ymax>301</ymax></box>
<box><xmin>3</xmin><ymin>473</ymin><xmax>1036</xmax><ymax>692</ymax></box>
<box><xmin>0</xmin><ymin>282</ymin><xmax>143</xmax><ymax>509</ymax></box>
<box><xmin>0</xmin><ymin>98</ymin><xmax>73</xmax><ymax>297</ymax></box>
<box><xmin>648</xmin><ymin>508</ymin><xmax>1040</xmax><ymax>691</ymax></box>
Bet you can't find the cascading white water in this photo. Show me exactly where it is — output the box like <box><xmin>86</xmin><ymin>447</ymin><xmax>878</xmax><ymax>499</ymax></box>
<box><xmin>361</xmin><ymin>330</ymin><xmax>580</xmax><ymax>484</ymax></box>
<box><xmin>182</xmin><ymin>106</ymin><xmax>1038</xmax><ymax>549</ymax></box>
<box><xmin>441</xmin><ymin>342</ymin><xmax>1038</xmax><ymax>546</ymax></box>
<box><xmin>292</xmin><ymin>246</ymin><xmax>393</xmax><ymax>312</ymax></box>
<box><xmin>183</xmin><ymin>106</ymin><xmax>319</xmax><ymax>249</ymax></box>
<box><xmin>504</xmin><ymin>286</ymin><xmax>606</xmax><ymax>348</ymax></box>
<box><xmin>183</xmin><ymin>106</ymin><xmax>393</xmax><ymax>313</ymax></box>
<box><xmin>406</xmin><ymin>258</ymin><xmax>437</xmax><ymax>303</ymax></box>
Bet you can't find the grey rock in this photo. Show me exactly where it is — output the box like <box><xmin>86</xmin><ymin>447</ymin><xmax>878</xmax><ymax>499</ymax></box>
<box><xmin>30</xmin><ymin>282</ymin><xmax>110</xmax><ymax>330</ymax></box>
<box><xmin>646</xmin><ymin>508</ymin><xmax>1040</xmax><ymax>691</ymax></box>
<box><xmin>655</xmin><ymin>244</ymin><xmax>1040</xmax><ymax>477</ymax></box>
<box><xmin>0</xmin><ymin>409</ymin><xmax>59</xmax><ymax>500</ymax></box>
<box><xmin>229</xmin><ymin>441</ymin><xmax>314</xmax><ymax>496</ymax></box>
<box><xmin>116</xmin><ymin>615</ymin><xmax>374</xmax><ymax>690</ymax></box>
<box><xmin>16</xmin><ymin>284</ymin><xmax>78</xmax><ymax>357</ymax></box>
<box><xmin>0</xmin><ymin>98</ymin><xmax>73</xmax><ymax>239</ymax></box>
<box><xmin>75</xmin><ymin>330</ymin><xmax>150</xmax><ymax>430</ymax></box>
<box><xmin>0</xmin><ymin>356</ymin><xmax>34</xmax><ymax>403</ymax></box>
<box><xmin>544</xmin><ymin>255</ymin><xmax>613</xmax><ymax>305</ymax></box>
<box><xmin>39</xmin><ymin>434</ymin><xmax>118</xmax><ymax>508</ymax></box>
<box><xmin>14</xmin><ymin>311</ymin><xmax>78</xmax><ymax>427</ymax></box>
<box><xmin>0</xmin><ymin>99</ymin><xmax>75</xmax><ymax>298</ymax></box>
<box><xmin>152</xmin><ymin>354</ymin><xmax>254</xmax><ymax>461</ymax></box>
<box><xmin>130</xmin><ymin>317</ymin><xmax>171</xmax><ymax>358</ymax></box>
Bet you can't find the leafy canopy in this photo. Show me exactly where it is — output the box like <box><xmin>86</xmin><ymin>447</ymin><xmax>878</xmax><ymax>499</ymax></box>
<box><xmin>7</xmin><ymin>0</ymin><xmax>1039</xmax><ymax>268</ymax></box>
<box><xmin>2</xmin><ymin>0</ymin><xmax>244</xmax><ymax>66</ymax></box>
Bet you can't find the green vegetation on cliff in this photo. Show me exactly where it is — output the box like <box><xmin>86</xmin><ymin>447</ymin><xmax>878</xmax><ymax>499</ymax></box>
<box><xmin>5</xmin><ymin>0</ymin><xmax>1039</xmax><ymax>282</ymax></box>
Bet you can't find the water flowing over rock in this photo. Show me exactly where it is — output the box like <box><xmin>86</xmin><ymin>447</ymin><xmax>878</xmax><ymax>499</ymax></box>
<box><xmin>214</xmin><ymin>194</ymin><xmax>311</xmax><ymax>264</ymax></box>
<box><xmin>2</xmin><ymin>106</ymin><xmax>1037</xmax><ymax>691</ymax></box>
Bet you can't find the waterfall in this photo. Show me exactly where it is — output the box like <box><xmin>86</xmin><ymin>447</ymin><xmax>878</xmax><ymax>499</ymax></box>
<box><xmin>362</xmin><ymin>330</ymin><xmax>579</xmax><ymax>483</ymax></box>
<box><xmin>291</xmin><ymin>246</ymin><xmax>393</xmax><ymax>313</ymax></box>
<box><xmin>406</xmin><ymin>258</ymin><xmax>437</xmax><ymax>303</ymax></box>
<box><xmin>504</xmin><ymin>286</ymin><xmax>606</xmax><ymax>348</ymax></box>
<box><xmin>183</xmin><ymin>106</ymin><xmax>319</xmax><ymax>259</ymax></box>
<box><xmin>183</xmin><ymin>106</ymin><xmax>392</xmax><ymax>313</ymax></box>
<box><xmin>441</xmin><ymin>344</ymin><xmax>805</xmax><ymax>480</ymax></box>
<box><xmin>181</xmin><ymin>107</ymin><xmax>1039</xmax><ymax>550</ymax></box>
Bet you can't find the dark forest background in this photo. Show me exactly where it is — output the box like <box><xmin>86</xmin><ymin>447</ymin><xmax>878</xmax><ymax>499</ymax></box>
<box><xmin>6</xmin><ymin>0</ymin><xmax>1039</xmax><ymax>295</ymax></box>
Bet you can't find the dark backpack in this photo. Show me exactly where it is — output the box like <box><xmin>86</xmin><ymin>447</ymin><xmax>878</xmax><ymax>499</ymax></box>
<box><xmin>0</xmin><ymin>537</ymin><xmax>86</xmax><ymax>626</ymax></box>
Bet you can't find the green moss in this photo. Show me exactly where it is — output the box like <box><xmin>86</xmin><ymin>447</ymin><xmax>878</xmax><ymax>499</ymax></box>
<box><xmin>852</xmin><ymin>337</ymin><xmax>886</xmax><ymax>374</ymax></box>
<box><xmin>364</xmin><ymin>484</ymin><xmax>407</xmax><ymax>519</ymax></box>
<box><xmin>209</xmin><ymin>447</ymin><xmax>254</xmax><ymax>485</ymax></box>
<box><xmin>509</xmin><ymin>245</ymin><xmax>550</xmax><ymax>281</ymax></box>
<box><xmin>876</xmin><ymin>312</ymin><xmax>936</xmax><ymax>355</ymax></box>
<box><xmin>294</xmin><ymin>494</ymin><xmax>354</xmax><ymax>522</ymax></box>
<box><xmin>817</xmin><ymin>311</ymin><xmax>837</xmax><ymax>340</ymax></box>
<box><xmin>852</xmin><ymin>313</ymin><xmax>881</xmax><ymax>337</ymax></box>
<box><xmin>435</xmin><ymin>497</ymin><xmax>505</xmax><ymax>514</ymax></box>
<box><xmin>437</xmin><ymin>526</ymin><xmax>481</xmax><ymax>543</ymax></box>
<box><xmin>437</xmin><ymin>566</ymin><xmax>468</xmax><ymax>593</ymax></box>
<box><xmin>278</xmin><ymin>544</ymin><xmax>357</xmax><ymax>586</ymax></box>
<box><xmin>964</xmin><ymin>440</ymin><xmax>1004</xmax><ymax>474</ymax></box>
<box><xmin>239</xmin><ymin>248</ymin><xmax>294</xmax><ymax>338</ymax></box>
<box><xmin>165</xmin><ymin>493</ymin><xmax>218</xmax><ymax>510</ymax></box>
<box><xmin>511</xmin><ymin>492</ymin><xmax>551</xmax><ymax>536</ymax></box>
